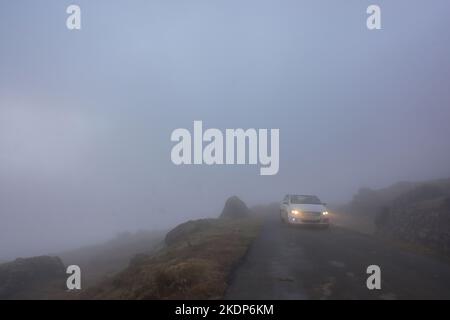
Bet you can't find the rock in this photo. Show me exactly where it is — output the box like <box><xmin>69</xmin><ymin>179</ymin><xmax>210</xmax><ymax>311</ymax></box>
<box><xmin>164</xmin><ymin>197</ymin><xmax>251</xmax><ymax>246</ymax></box>
<box><xmin>165</xmin><ymin>219</ymin><xmax>214</xmax><ymax>246</ymax></box>
<box><xmin>219</xmin><ymin>196</ymin><xmax>251</xmax><ymax>219</ymax></box>
<box><xmin>0</xmin><ymin>256</ymin><xmax>66</xmax><ymax>299</ymax></box>
<box><xmin>374</xmin><ymin>180</ymin><xmax>450</xmax><ymax>256</ymax></box>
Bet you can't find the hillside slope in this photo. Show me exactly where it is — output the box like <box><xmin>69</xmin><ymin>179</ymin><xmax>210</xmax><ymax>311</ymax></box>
<box><xmin>59</xmin><ymin>230</ymin><xmax>165</xmax><ymax>287</ymax></box>
<box><xmin>83</xmin><ymin>217</ymin><xmax>261</xmax><ymax>299</ymax></box>
<box><xmin>337</xmin><ymin>178</ymin><xmax>450</xmax><ymax>255</ymax></box>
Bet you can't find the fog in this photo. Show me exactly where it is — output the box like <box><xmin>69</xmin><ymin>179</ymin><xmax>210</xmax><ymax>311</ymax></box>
<box><xmin>1</xmin><ymin>0</ymin><xmax>450</xmax><ymax>260</ymax></box>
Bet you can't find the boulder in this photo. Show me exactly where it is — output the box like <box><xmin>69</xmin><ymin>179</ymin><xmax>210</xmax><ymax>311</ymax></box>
<box><xmin>220</xmin><ymin>196</ymin><xmax>250</xmax><ymax>219</ymax></box>
<box><xmin>0</xmin><ymin>256</ymin><xmax>66</xmax><ymax>299</ymax></box>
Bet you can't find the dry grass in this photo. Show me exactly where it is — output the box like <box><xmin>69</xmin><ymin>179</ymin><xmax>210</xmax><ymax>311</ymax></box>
<box><xmin>83</xmin><ymin>217</ymin><xmax>261</xmax><ymax>299</ymax></box>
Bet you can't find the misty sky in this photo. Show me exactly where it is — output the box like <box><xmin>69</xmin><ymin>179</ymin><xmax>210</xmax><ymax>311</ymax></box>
<box><xmin>1</xmin><ymin>0</ymin><xmax>450</xmax><ymax>260</ymax></box>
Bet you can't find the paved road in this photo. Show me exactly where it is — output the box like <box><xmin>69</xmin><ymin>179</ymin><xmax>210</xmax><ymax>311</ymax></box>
<box><xmin>225</xmin><ymin>213</ymin><xmax>450</xmax><ymax>300</ymax></box>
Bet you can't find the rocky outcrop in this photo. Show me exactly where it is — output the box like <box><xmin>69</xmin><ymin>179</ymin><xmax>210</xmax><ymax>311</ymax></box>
<box><xmin>84</xmin><ymin>217</ymin><xmax>261</xmax><ymax>300</ymax></box>
<box><xmin>0</xmin><ymin>256</ymin><xmax>66</xmax><ymax>299</ymax></box>
<box><xmin>220</xmin><ymin>196</ymin><xmax>251</xmax><ymax>219</ymax></box>
<box><xmin>165</xmin><ymin>219</ymin><xmax>214</xmax><ymax>246</ymax></box>
<box><xmin>374</xmin><ymin>181</ymin><xmax>450</xmax><ymax>255</ymax></box>
<box><xmin>345</xmin><ymin>182</ymin><xmax>420</xmax><ymax>217</ymax></box>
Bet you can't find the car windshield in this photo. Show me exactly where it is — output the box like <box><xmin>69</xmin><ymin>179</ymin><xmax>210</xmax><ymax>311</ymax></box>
<box><xmin>290</xmin><ymin>195</ymin><xmax>322</xmax><ymax>204</ymax></box>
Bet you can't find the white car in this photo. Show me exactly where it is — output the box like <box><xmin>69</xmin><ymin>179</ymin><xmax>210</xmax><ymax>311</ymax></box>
<box><xmin>280</xmin><ymin>194</ymin><xmax>330</xmax><ymax>227</ymax></box>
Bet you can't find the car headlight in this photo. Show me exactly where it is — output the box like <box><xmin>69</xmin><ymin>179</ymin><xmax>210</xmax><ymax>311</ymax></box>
<box><xmin>322</xmin><ymin>211</ymin><xmax>329</xmax><ymax>215</ymax></box>
<box><xmin>291</xmin><ymin>209</ymin><xmax>300</xmax><ymax>215</ymax></box>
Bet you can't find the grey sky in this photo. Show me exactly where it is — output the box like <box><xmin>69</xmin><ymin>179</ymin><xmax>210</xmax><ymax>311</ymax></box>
<box><xmin>1</xmin><ymin>0</ymin><xmax>450</xmax><ymax>259</ymax></box>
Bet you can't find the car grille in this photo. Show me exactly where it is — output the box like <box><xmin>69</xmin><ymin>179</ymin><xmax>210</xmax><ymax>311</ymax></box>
<box><xmin>302</xmin><ymin>211</ymin><xmax>322</xmax><ymax>217</ymax></box>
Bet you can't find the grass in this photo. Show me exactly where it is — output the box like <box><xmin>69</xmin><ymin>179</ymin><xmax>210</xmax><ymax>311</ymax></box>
<box><xmin>83</xmin><ymin>217</ymin><xmax>261</xmax><ymax>299</ymax></box>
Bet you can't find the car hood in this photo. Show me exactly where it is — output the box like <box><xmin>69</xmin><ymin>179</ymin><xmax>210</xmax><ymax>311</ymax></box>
<box><xmin>289</xmin><ymin>203</ymin><xmax>326</xmax><ymax>212</ymax></box>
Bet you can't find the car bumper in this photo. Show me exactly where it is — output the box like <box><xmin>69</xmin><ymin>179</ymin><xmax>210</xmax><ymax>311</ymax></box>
<box><xmin>287</xmin><ymin>216</ymin><xmax>329</xmax><ymax>226</ymax></box>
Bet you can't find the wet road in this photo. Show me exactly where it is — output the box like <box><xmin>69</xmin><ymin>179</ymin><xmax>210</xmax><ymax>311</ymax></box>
<box><xmin>225</xmin><ymin>213</ymin><xmax>450</xmax><ymax>300</ymax></box>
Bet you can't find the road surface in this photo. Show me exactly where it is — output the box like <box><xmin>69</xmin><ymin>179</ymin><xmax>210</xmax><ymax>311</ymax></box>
<box><xmin>225</xmin><ymin>213</ymin><xmax>450</xmax><ymax>300</ymax></box>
